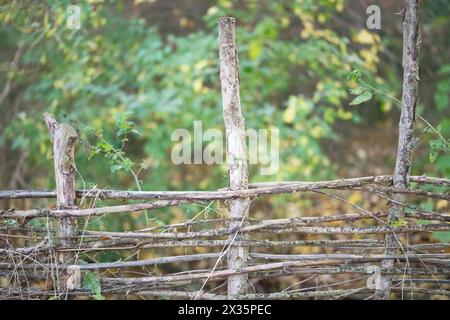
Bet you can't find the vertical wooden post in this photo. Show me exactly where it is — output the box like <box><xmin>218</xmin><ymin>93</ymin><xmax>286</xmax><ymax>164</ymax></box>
<box><xmin>218</xmin><ymin>17</ymin><xmax>250</xmax><ymax>297</ymax></box>
<box><xmin>44</xmin><ymin>113</ymin><xmax>78</xmax><ymax>291</ymax></box>
<box><xmin>376</xmin><ymin>0</ymin><xmax>420</xmax><ymax>299</ymax></box>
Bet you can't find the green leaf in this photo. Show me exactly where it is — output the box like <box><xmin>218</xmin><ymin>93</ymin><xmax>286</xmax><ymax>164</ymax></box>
<box><xmin>349</xmin><ymin>87</ymin><xmax>364</xmax><ymax>95</ymax></box>
<box><xmin>92</xmin><ymin>293</ymin><xmax>106</xmax><ymax>300</ymax></box>
<box><xmin>347</xmin><ymin>69</ymin><xmax>362</xmax><ymax>82</ymax></box>
<box><xmin>349</xmin><ymin>91</ymin><xmax>373</xmax><ymax>106</ymax></box>
<box><xmin>2</xmin><ymin>219</ymin><xmax>19</xmax><ymax>227</ymax></box>
<box><xmin>429</xmin><ymin>150</ymin><xmax>438</xmax><ymax>163</ymax></box>
<box><xmin>110</xmin><ymin>163</ymin><xmax>123</xmax><ymax>172</ymax></box>
<box><xmin>433</xmin><ymin>231</ymin><xmax>450</xmax><ymax>242</ymax></box>
<box><xmin>391</xmin><ymin>218</ymin><xmax>409</xmax><ymax>227</ymax></box>
<box><xmin>82</xmin><ymin>271</ymin><xmax>105</xmax><ymax>300</ymax></box>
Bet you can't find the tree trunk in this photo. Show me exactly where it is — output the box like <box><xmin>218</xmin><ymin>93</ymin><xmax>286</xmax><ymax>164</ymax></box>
<box><xmin>218</xmin><ymin>17</ymin><xmax>250</xmax><ymax>298</ymax></box>
<box><xmin>44</xmin><ymin>113</ymin><xmax>79</xmax><ymax>294</ymax></box>
<box><xmin>376</xmin><ymin>0</ymin><xmax>421</xmax><ymax>299</ymax></box>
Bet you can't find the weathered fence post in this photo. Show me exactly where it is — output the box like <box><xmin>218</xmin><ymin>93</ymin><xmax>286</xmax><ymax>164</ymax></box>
<box><xmin>218</xmin><ymin>17</ymin><xmax>250</xmax><ymax>297</ymax></box>
<box><xmin>376</xmin><ymin>0</ymin><xmax>421</xmax><ymax>299</ymax></box>
<box><xmin>44</xmin><ymin>113</ymin><xmax>79</xmax><ymax>291</ymax></box>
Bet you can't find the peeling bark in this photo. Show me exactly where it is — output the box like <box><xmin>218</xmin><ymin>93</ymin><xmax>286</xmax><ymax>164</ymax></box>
<box><xmin>219</xmin><ymin>17</ymin><xmax>250</xmax><ymax>297</ymax></box>
<box><xmin>44</xmin><ymin>113</ymin><xmax>78</xmax><ymax>292</ymax></box>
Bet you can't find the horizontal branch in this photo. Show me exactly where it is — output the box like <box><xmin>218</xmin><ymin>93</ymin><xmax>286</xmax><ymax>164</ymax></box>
<box><xmin>250</xmin><ymin>253</ymin><xmax>450</xmax><ymax>264</ymax></box>
<box><xmin>135</xmin><ymin>288</ymin><xmax>368</xmax><ymax>300</ymax></box>
<box><xmin>75</xmin><ymin>223</ymin><xmax>450</xmax><ymax>240</ymax></box>
<box><xmin>2</xmin><ymin>286</ymin><xmax>448</xmax><ymax>300</ymax></box>
<box><xmin>98</xmin><ymin>266</ymin><xmax>450</xmax><ymax>293</ymax></box>
<box><xmin>1</xmin><ymin>176</ymin><xmax>448</xmax><ymax>201</ymax></box>
<box><xmin>1</xmin><ymin>265</ymin><xmax>448</xmax><ymax>293</ymax></box>
<box><xmin>0</xmin><ymin>200</ymin><xmax>185</xmax><ymax>219</ymax></box>
<box><xmin>1</xmin><ymin>253</ymin><xmax>447</xmax><ymax>271</ymax></box>
<box><xmin>3</xmin><ymin>240</ymin><xmax>449</xmax><ymax>257</ymax></box>
<box><xmin>134</xmin><ymin>287</ymin><xmax>450</xmax><ymax>300</ymax></box>
<box><xmin>100</xmin><ymin>260</ymin><xmax>345</xmax><ymax>286</ymax></box>
<box><xmin>260</xmin><ymin>223</ymin><xmax>450</xmax><ymax>235</ymax></box>
<box><xmin>0</xmin><ymin>253</ymin><xmax>221</xmax><ymax>270</ymax></box>
<box><xmin>248</xmin><ymin>266</ymin><xmax>450</xmax><ymax>279</ymax></box>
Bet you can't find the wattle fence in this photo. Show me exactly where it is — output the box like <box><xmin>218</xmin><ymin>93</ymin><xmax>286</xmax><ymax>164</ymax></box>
<box><xmin>1</xmin><ymin>9</ymin><xmax>449</xmax><ymax>300</ymax></box>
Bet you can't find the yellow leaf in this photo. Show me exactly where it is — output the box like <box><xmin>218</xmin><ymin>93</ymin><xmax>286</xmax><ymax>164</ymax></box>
<box><xmin>53</xmin><ymin>79</ymin><xmax>64</xmax><ymax>89</ymax></box>
<box><xmin>195</xmin><ymin>60</ymin><xmax>208</xmax><ymax>71</ymax></box>
<box><xmin>359</xmin><ymin>48</ymin><xmax>379</xmax><ymax>71</ymax></box>
<box><xmin>181</xmin><ymin>64</ymin><xmax>190</xmax><ymax>73</ymax></box>
<box><xmin>436</xmin><ymin>200</ymin><xmax>448</xmax><ymax>210</ymax></box>
<box><xmin>180</xmin><ymin>17</ymin><xmax>189</xmax><ymax>28</ymax></box>
<box><xmin>207</xmin><ymin>6</ymin><xmax>218</xmax><ymax>16</ymax></box>
<box><xmin>283</xmin><ymin>105</ymin><xmax>296</xmax><ymax>124</ymax></box>
<box><xmin>310</xmin><ymin>126</ymin><xmax>324</xmax><ymax>138</ymax></box>
<box><xmin>193</xmin><ymin>79</ymin><xmax>203</xmax><ymax>93</ymax></box>
<box><xmin>249</xmin><ymin>40</ymin><xmax>262</xmax><ymax>60</ymax></box>
<box><xmin>354</xmin><ymin>29</ymin><xmax>377</xmax><ymax>45</ymax></box>
<box><xmin>348</xmin><ymin>192</ymin><xmax>362</xmax><ymax>205</ymax></box>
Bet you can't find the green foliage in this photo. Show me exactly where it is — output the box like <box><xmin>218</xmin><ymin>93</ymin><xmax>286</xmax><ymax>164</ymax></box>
<box><xmin>2</xmin><ymin>1</ymin><xmax>447</xmax><ymax>240</ymax></box>
<box><xmin>347</xmin><ymin>69</ymin><xmax>362</xmax><ymax>82</ymax></box>
<box><xmin>347</xmin><ymin>69</ymin><xmax>450</xmax><ymax>171</ymax></box>
<box><xmin>390</xmin><ymin>218</ymin><xmax>409</xmax><ymax>227</ymax></box>
<box><xmin>82</xmin><ymin>271</ymin><xmax>105</xmax><ymax>300</ymax></box>
<box><xmin>349</xmin><ymin>91</ymin><xmax>373</xmax><ymax>106</ymax></box>
<box><xmin>1</xmin><ymin>0</ymin><xmax>371</xmax><ymax>194</ymax></box>
<box><xmin>433</xmin><ymin>231</ymin><xmax>450</xmax><ymax>243</ymax></box>
<box><xmin>1</xmin><ymin>0</ymin><xmax>449</xmax><ymax>294</ymax></box>
<box><xmin>429</xmin><ymin>136</ymin><xmax>449</xmax><ymax>163</ymax></box>
<box><xmin>434</xmin><ymin>64</ymin><xmax>450</xmax><ymax>112</ymax></box>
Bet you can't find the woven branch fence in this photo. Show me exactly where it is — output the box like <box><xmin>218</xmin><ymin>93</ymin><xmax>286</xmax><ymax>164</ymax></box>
<box><xmin>1</xmin><ymin>5</ymin><xmax>449</xmax><ymax>300</ymax></box>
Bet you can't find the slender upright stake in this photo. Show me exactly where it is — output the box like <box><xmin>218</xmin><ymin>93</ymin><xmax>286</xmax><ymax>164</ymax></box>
<box><xmin>44</xmin><ymin>113</ymin><xmax>79</xmax><ymax>291</ymax></box>
<box><xmin>218</xmin><ymin>17</ymin><xmax>250</xmax><ymax>297</ymax></box>
<box><xmin>376</xmin><ymin>0</ymin><xmax>421</xmax><ymax>299</ymax></box>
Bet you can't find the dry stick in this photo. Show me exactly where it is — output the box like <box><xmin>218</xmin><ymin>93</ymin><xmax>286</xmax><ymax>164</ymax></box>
<box><xmin>15</xmin><ymin>222</ymin><xmax>441</xmax><ymax>241</ymax></box>
<box><xmin>4</xmin><ymin>240</ymin><xmax>449</xmax><ymax>256</ymax></box>
<box><xmin>1</xmin><ymin>207</ymin><xmax>448</xmax><ymax>227</ymax></box>
<box><xmin>43</xmin><ymin>113</ymin><xmax>78</xmax><ymax>294</ymax></box>
<box><xmin>249</xmin><ymin>253</ymin><xmax>450</xmax><ymax>264</ymax></box>
<box><xmin>258</xmin><ymin>223</ymin><xmax>449</xmax><ymax>235</ymax></box>
<box><xmin>0</xmin><ymin>200</ymin><xmax>185</xmax><ymax>219</ymax></box>
<box><xmin>1</xmin><ymin>253</ymin><xmax>447</xmax><ymax>271</ymax></box>
<box><xmin>99</xmin><ymin>262</ymin><xmax>449</xmax><ymax>289</ymax></box>
<box><xmin>0</xmin><ymin>239</ymin><xmax>386</xmax><ymax>256</ymax></box>
<box><xmin>247</xmin><ymin>175</ymin><xmax>450</xmax><ymax>189</ymax></box>
<box><xmin>2</xmin><ymin>286</ymin><xmax>448</xmax><ymax>300</ymax></box>
<box><xmin>1</xmin><ymin>223</ymin><xmax>448</xmax><ymax>244</ymax></box>
<box><xmin>0</xmin><ymin>191</ymin><xmax>450</xmax><ymax>222</ymax></box>
<box><xmin>249</xmin><ymin>266</ymin><xmax>450</xmax><ymax>279</ymax></box>
<box><xmin>2</xmin><ymin>177</ymin><xmax>449</xmax><ymax>204</ymax></box>
<box><xmin>354</xmin><ymin>185</ymin><xmax>450</xmax><ymax>202</ymax></box>
<box><xmin>1</xmin><ymin>175</ymin><xmax>449</xmax><ymax>200</ymax></box>
<box><xmin>219</xmin><ymin>16</ymin><xmax>250</xmax><ymax>298</ymax></box>
<box><xmin>103</xmin><ymin>260</ymin><xmax>345</xmax><ymax>285</ymax></box>
<box><xmin>134</xmin><ymin>287</ymin><xmax>450</xmax><ymax>300</ymax></box>
<box><xmin>0</xmin><ymin>253</ymin><xmax>221</xmax><ymax>270</ymax></box>
<box><xmin>133</xmin><ymin>289</ymin><xmax>366</xmax><ymax>300</ymax></box>
<box><xmin>71</xmin><ymin>223</ymin><xmax>450</xmax><ymax>241</ymax></box>
<box><xmin>377</xmin><ymin>0</ymin><xmax>421</xmax><ymax>300</ymax></box>
<box><xmin>1</xmin><ymin>265</ymin><xmax>448</xmax><ymax>283</ymax></box>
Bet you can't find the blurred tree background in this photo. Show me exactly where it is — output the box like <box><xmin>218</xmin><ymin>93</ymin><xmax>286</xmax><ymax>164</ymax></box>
<box><xmin>0</xmin><ymin>0</ymin><xmax>449</xmax><ymax>295</ymax></box>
